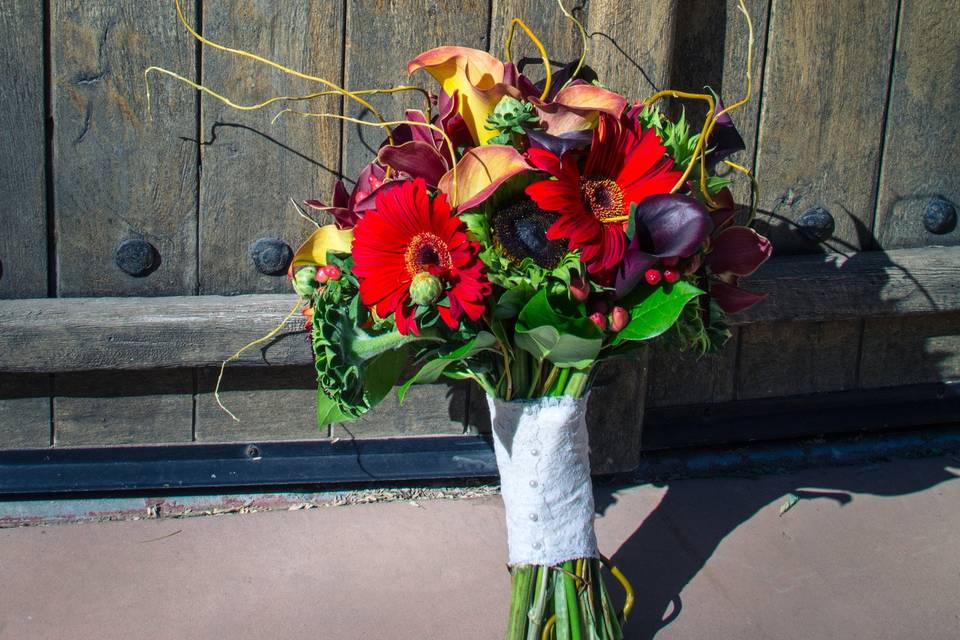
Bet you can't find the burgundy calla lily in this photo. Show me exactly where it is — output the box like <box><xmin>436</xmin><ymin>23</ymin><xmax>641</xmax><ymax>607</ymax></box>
<box><xmin>305</xmin><ymin>162</ymin><xmax>397</xmax><ymax>229</ymax></box>
<box><xmin>704</xmin><ymin>188</ymin><xmax>772</xmax><ymax>313</ymax></box>
<box><xmin>615</xmin><ymin>194</ymin><xmax>713</xmax><ymax>297</ymax></box>
<box><xmin>704</xmin><ymin>98</ymin><xmax>746</xmax><ymax>172</ymax></box>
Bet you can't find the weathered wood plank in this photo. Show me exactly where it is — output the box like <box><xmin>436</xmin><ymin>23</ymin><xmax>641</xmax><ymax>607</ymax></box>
<box><xmin>737</xmin><ymin>319</ymin><xmax>861</xmax><ymax>400</ymax></box>
<box><xmin>490</xmin><ymin>0</ymin><xmax>581</xmax><ymax>70</ymax></box>
<box><xmin>586</xmin><ymin>0</ymin><xmax>676</xmax><ymax>98</ymax></box>
<box><xmin>53</xmin><ymin>371</ymin><xmax>193</xmax><ymax>446</ymax></box>
<box><xmin>199</xmin><ymin>0</ymin><xmax>344</xmax><ymax>295</ymax></box>
<box><xmin>195</xmin><ymin>366</ymin><xmax>328</xmax><ymax>442</ymax></box>
<box><xmin>0</xmin><ymin>2</ymin><xmax>47</xmax><ymax>299</ymax></box>
<box><xmin>0</xmin><ymin>374</ymin><xmax>50</xmax><ymax>449</ymax></box>
<box><xmin>52</xmin><ymin>0</ymin><xmax>198</xmax><ymax>296</ymax></box>
<box><xmin>752</xmin><ymin>0</ymin><xmax>897</xmax><ymax>254</ymax></box>
<box><xmin>342</xmin><ymin>0</ymin><xmax>489</xmax><ymax>179</ymax></box>
<box><xmin>860</xmin><ymin>313</ymin><xmax>960</xmax><ymax>389</ymax></box>
<box><xmin>332</xmin><ymin>382</ymin><xmax>469</xmax><ymax>438</ymax></box>
<box><xmin>874</xmin><ymin>0</ymin><xmax>960</xmax><ymax>249</ymax></box>
<box><xmin>647</xmin><ymin>337</ymin><xmax>739</xmax><ymax>408</ymax></box>
<box><xmin>1</xmin><ymin>246</ymin><xmax>956</xmax><ymax>373</ymax></box>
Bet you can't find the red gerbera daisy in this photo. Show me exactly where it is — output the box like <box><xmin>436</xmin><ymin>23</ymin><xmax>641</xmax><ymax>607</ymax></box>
<box><xmin>352</xmin><ymin>178</ymin><xmax>490</xmax><ymax>336</ymax></box>
<box><xmin>525</xmin><ymin>114</ymin><xmax>683</xmax><ymax>274</ymax></box>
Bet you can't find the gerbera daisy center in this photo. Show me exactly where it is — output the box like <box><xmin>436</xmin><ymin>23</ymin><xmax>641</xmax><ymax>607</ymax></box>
<box><xmin>580</xmin><ymin>177</ymin><xmax>624</xmax><ymax>222</ymax></box>
<box><xmin>405</xmin><ymin>232</ymin><xmax>452</xmax><ymax>276</ymax></box>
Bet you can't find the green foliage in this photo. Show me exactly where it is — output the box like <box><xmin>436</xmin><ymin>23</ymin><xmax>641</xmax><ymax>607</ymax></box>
<box><xmin>611</xmin><ymin>280</ymin><xmax>704</xmax><ymax>346</ymax></box>
<box><xmin>397</xmin><ymin>331</ymin><xmax>497</xmax><ymax>403</ymax></box>
<box><xmin>515</xmin><ymin>289</ymin><xmax>603</xmax><ymax>369</ymax></box>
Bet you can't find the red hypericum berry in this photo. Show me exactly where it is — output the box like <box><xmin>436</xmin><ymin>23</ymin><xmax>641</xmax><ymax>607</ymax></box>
<box><xmin>663</xmin><ymin>269</ymin><xmax>681</xmax><ymax>284</ymax></box>
<box><xmin>610</xmin><ymin>306</ymin><xmax>629</xmax><ymax>332</ymax></box>
<box><xmin>323</xmin><ymin>264</ymin><xmax>342</xmax><ymax>280</ymax></box>
<box><xmin>662</xmin><ymin>256</ymin><xmax>679</xmax><ymax>268</ymax></box>
<box><xmin>644</xmin><ymin>269</ymin><xmax>662</xmax><ymax>285</ymax></box>
<box><xmin>589</xmin><ymin>311</ymin><xmax>608</xmax><ymax>331</ymax></box>
<box><xmin>315</xmin><ymin>269</ymin><xmax>330</xmax><ymax>285</ymax></box>
<box><xmin>569</xmin><ymin>274</ymin><xmax>590</xmax><ymax>302</ymax></box>
<box><xmin>368</xmin><ymin>174</ymin><xmax>383</xmax><ymax>190</ymax></box>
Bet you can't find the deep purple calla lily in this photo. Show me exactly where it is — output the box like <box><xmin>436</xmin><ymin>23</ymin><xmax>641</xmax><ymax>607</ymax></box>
<box><xmin>615</xmin><ymin>194</ymin><xmax>713</xmax><ymax>297</ymax></box>
<box><xmin>704</xmin><ymin>98</ymin><xmax>746</xmax><ymax>172</ymax></box>
<box><xmin>526</xmin><ymin>128</ymin><xmax>593</xmax><ymax>157</ymax></box>
<box><xmin>305</xmin><ymin>162</ymin><xmax>397</xmax><ymax>229</ymax></box>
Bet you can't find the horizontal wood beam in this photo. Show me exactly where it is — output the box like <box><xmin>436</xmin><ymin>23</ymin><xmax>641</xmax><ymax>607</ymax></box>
<box><xmin>0</xmin><ymin>247</ymin><xmax>957</xmax><ymax>373</ymax></box>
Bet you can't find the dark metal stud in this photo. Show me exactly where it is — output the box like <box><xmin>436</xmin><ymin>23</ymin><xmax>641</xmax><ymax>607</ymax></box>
<box><xmin>249</xmin><ymin>237</ymin><xmax>293</xmax><ymax>275</ymax></box>
<box><xmin>796</xmin><ymin>206</ymin><xmax>835</xmax><ymax>243</ymax></box>
<box><xmin>114</xmin><ymin>239</ymin><xmax>158</xmax><ymax>277</ymax></box>
<box><xmin>923</xmin><ymin>197</ymin><xmax>957</xmax><ymax>235</ymax></box>
<box><xmin>245</xmin><ymin>444</ymin><xmax>261</xmax><ymax>459</ymax></box>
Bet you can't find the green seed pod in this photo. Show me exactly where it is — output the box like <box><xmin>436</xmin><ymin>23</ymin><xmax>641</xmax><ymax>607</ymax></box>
<box><xmin>292</xmin><ymin>267</ymin><xmax>318</xmax><ymax>297</ymax></box>
<box><xmin>408</xmin><ymin>271</ymin><xmax>443</xmax><ymax>306</ymax></box>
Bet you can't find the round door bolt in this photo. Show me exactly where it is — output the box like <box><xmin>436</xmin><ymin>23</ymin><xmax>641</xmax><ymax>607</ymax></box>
<box><xmin>923</xmin><ymin>197</ymin><xmax>957</xmax><ymax>235</ymax></box>
<box><xmin>114</xmin><ymin>239</ymin><xmax>158</xmax><ymax>277</ymax></box>
<box><xmin>249</xmin><ymin>237</ymin><xmax>293</xmax><ymax>275</ymax></box>
<box><xmin>244</xmin><ymin>444</ymin><xmax>261</xmax><ymax>459</ymax></box>
<box><xmin>796</xmin><ymin>206</ymin><xmax>835</xmax><ymax>243</ymax></box>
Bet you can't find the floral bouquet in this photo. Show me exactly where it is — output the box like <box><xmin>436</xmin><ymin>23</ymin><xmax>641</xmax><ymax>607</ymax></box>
<box><xmin>150</xmin><ymin>1</ymin><xmax>769</xmax><ymax>637</ymax></box>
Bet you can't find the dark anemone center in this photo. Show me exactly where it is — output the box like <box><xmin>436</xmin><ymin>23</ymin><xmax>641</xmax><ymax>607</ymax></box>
<box><xmin>491</xmin><ymin>198</ymin><xmax>567</xmax><ymax>269</ymax></box>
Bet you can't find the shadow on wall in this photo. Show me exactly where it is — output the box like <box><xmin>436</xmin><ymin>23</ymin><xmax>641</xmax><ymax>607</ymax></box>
<box><xmin>594</xmin><ymin>456</ymin><xmax>959</xmax><ymax>639</ymax></box>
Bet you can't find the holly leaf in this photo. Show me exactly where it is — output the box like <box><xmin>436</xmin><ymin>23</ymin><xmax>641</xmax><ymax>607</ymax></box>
<box><xmin>612</xmin><ymin>280</ymin><xmax>704</xmax><ymax>345</ymax></box>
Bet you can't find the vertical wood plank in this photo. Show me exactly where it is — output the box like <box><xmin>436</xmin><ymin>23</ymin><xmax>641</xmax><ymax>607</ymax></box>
<box><xmin>0</xmin><ymin>3</ymin><xmax>52</xmax><ymax>446</ymax></box>
<box><xmin>52</xmin><ymin>0</ymin><xmax>198</xmax><ymax>296</ymax></box>
<box><xmin>490</xmin><ymin>0</ymin><xmax>581</xmax><ymax>68</ymax></box>
<box><xmin>859</xmin><ymin>313</ymin><xmax>960</xmax><ymax>389</ymax></box>
<box><xmin>0</xmin><ymin>2</ymin><xmax>47</xmax><ymax>299</ymax></box>
<box><xmin>51</xmin><ymin>2</ymin><xmax>197</xmax><ymax>444</ymax></box>
<box><xmin>738</xmin><ymin>0</ymin><xmax>897</xmax><ymax>400</ymax></box>
<box><xmin>752</xmin><ymin>0</ymin><xmax>897</xmax><ymax>254</ymax></box>
<box><xmin>342</xmin><ymin>0</ymin><xmax>490</xmax><ymax>180</ymax></box>
<box><xmin>54</xmin><ymin>371</ymin><xmax>193</xmax><ymax>446</ymax></box>
<box><xmin>874</xmin><ymin>0</ymin><xmax>960</xmax><ymax>249</ymax></box>
<box><xmin>646</xmin><ymin>0</ymin><xmax>769</xmax><ymax>408</ymax></box>
<box><xmin>199</xmin><ymin>0</ymin><xmax>344</xmax><ymax>295</ymax></box>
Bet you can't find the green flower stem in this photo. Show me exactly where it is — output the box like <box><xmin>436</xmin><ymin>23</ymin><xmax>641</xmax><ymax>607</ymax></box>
<box><xmin>526</xmin><ymin>360</ymin><xmax>544</xmax><ymax>399</ymax></box>
<box><xmin>563</xmin><ymin>369</ymin><xmax>591</xmax><ymax>398</ymax></box>
<box><xmin>562</xmin><ymin>561</ymin><xmax>584</xmax><ymax>640</ymax></box>
<box><xmin>507</xmin><ymin>565</ymin><xmax>537</xmax><ymax>640</ymax></box>
<box><xmin>525</xmin><ymin>565</ymin><xmax>549</xmax><ymax>640</ymax></box>
<box><xmin>550</xmin><ymin>368</ymin><xmax>572</xmax><ymax>397</ymax></box>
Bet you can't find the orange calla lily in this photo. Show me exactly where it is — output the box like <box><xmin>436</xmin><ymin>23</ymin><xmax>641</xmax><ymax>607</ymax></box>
<box><xmin>288</xmin><ymin>224</ymin><xmax>353</xmax><ymax>274</ymax></box>
<box><xmin>532</xmin><ymin>84</ymin><xmax>627</xmax><ymax>135</ymax></box>
<box><xmin>437</xmin><ymin>144</ymin><xmax>531</xmax><ymax>211</ymax></box>
<box><xmin>408</xmin><ymin>46</ymin><xmax>514</xmax><ymax>146</ymax></box>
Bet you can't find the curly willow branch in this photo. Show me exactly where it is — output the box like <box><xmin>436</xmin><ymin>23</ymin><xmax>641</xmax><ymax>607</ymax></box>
<box><xmin>215</xmin><ymin>297</ymin><xmax>304</xmax><ymax>422</ymax></box>
<box><xmin>556</xmin><ymin>0</ymin><xmax>589</xmax><ymax>90</ymax></box>
<box><xmin>169</xmin><ymin>0</ymin><xmax>394</xmax><ymax>143</ymax></box>
<box><xmin>504</xmin><ymin>18</ymin><xmax>552</xmax><ymax>101</ymax></box>
<box><xmin>272</xmin><ymin>110</ymin><xmax>460</xmax><ymax>205</ymax></box>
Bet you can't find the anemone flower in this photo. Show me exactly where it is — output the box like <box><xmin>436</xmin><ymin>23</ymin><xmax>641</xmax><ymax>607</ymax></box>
<box><xmin>614</xmin><ymin>194</ymin><xmax>714</xmax><ymax>297</ymax></box>
<box><xmin>526</xmin><ymin>114</ymin><xmax>683</xmax><ymax>274</ymax></box>
<box><xmin>351</xmin><ymin>178</ymin><xmax>490</xmax><ymax>336</ymax></box>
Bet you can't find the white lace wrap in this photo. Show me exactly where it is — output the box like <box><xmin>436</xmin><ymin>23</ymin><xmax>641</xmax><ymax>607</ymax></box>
<box><xmin>488</xmin><ymin>394</ymin><xmax>598</xmax><ymax>566</ymax></box>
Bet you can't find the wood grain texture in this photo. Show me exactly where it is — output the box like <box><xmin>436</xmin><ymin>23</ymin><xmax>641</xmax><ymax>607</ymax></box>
<box><xmin>874</xmin><ymin>0</ymin><xmax>960</xmax><ymax>249</ymax></box>
<box><xmin>0</xmin><ymin>374</ymin><xmax>50</xmax><ymax>449</ymax></box>
<box><xmin>647</xmin><ymin>337</ymin><xmax>739</xmax><ymax>408</ymax></box>
<box><xmin>860</xmin><ymin>313</ymin><xmax>960</xmax><ymax>389</ymax></box>
<box><xmin>737</xmin><ymin>319</ymin><xmax>861</xmax><ymax>400</ymax></box>
<box><xmin>490</xmin><ymin>0</ymin><xmax>581</xmax><ymax>68</ymax></box>
<box><xmin>753</xmin><ymin>0</ymin><xmax>897</xmax><ymax>254</ymax></box>
<box><xmin>1</xmin><ymin>246</ymin><xmax>957</xmax><ymax>373</ymax></box>
<box><xmin>342</xmin><ymin>0</ymin><xmax>489</xmax><ymax>179</ymax></box>
<box><xmin>53</xmin><ymin>370</ymin><xmax>193</xmax><ymax>446</ymax></box>
<box><xmin>51</xmin><ymin>0</ymin><xmax>198</xmax><ymax>296</ymax></box>
<box><xmin>586</xmin><ymin>0</ymin><xmax>676</xmax><ymax>98</ymax></box>
<box><xmin>332</xmin><ymin>382</ymin><xmax>469</xmax><ymax>438</ymax></box>
<box><xmin>199</xmin><ymin>0</ymin><xmax>343</xmax><ymax>295</ymax></box>
<box><xmin>585</xmin><ymin>351</ymin><xmax>648</xmax><ymax>473</ymax></box>
<box><xmin>195</xmin><ymin>366</ymin><xmax>329</xmax><ymax>442</ymax></box>
<box><xmin>0</xmin><ymin>2</ymin><xmax>47</xmax><ymax>299</ymax></box>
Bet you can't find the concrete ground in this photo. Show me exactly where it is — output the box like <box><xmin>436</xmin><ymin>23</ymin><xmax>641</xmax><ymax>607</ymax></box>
<box><xmin>1</xmin><ymin>455</ymin><xmax>959</xmax><ymax>640</ymax></box>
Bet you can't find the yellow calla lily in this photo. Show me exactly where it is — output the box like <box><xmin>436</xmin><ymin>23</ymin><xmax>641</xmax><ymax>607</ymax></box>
<box><xmin>289</xmin><ymin>224</ymin><xmax>353</xmax><ymax>273</ymax></box>
<box><xmin>437</xmin><ymin>144</ymin><xmax>531</xmax><ymax>211</ymax></box>
<box><xmin>408</xmin><ymin>46</ymin><xmax>510</xmax><ymax>146</ymax></box>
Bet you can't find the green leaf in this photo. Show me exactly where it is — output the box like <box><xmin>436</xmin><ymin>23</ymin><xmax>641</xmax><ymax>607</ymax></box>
<box><xmin>316</xmin><ymin>386</ymin><xmax>355</xmax><ymax>426</ymax></box>
<box><xmin>364</xmin><ymin>346</ymin><xmax>409</xmax><ymax>407</ymax></box>
<box><xmin>494</xmin><ymin>283</ymin><xmax>535</xmax><ymax>319</ymax></box>
<box><xmin>396</xmin><ymin>331</ymin><xmax>497</xmax><ymax>403</ymax></box>
<box><xmin>612</xmin><ymin>280</ymin><xmax>704</xmax><ymax>345</ymax></box>
<box><xmin>515</xmin><ymin>289</ymin><xmax>602</xmax><ymax>368</ymax></box>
